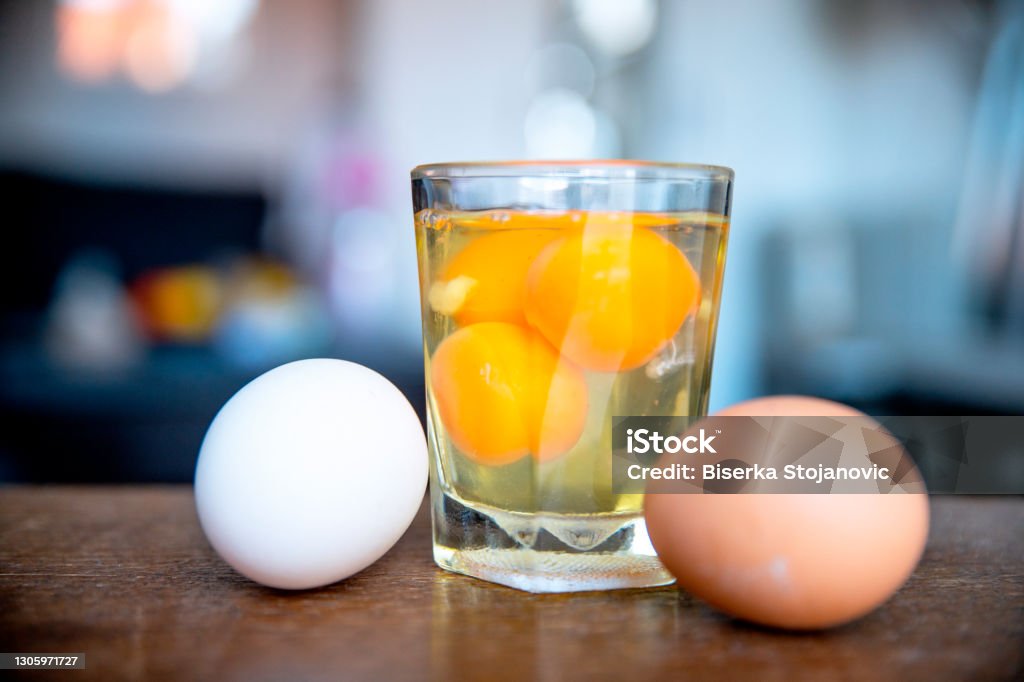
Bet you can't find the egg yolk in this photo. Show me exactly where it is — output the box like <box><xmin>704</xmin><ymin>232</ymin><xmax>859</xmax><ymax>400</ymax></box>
<box><xmin>525</xmin><ymin>222</ymin><xmax>701</xmax><ymax>372</ymax></box>
<box><xmin>429</xmin><ymin>229</ymin><xmax>560</xmax><ymax>326</ymax></box>
<box><xmin>430</xmin><ymin>322</ymin><xmax>588</xmax><ymax>465</ymax></box>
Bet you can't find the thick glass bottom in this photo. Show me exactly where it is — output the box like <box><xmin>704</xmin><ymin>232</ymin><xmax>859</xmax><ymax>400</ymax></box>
<box><xmin>431</xmin><ymin>489</ymin><xmax>675</xmax><ymax>593</ymax></box>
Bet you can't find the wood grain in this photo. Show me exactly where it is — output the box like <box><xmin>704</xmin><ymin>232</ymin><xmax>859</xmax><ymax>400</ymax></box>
<box><xmin>1</xmin><ymin>488</ymin><xmax>1021</xmax><ymax>681</ymax></box>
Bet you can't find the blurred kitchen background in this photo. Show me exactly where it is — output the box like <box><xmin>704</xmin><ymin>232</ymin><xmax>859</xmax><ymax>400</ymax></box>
<box><xmin>0</xmin><ymin>0</ymin><xmax>1021</xmax><ymax>482</ymax></box>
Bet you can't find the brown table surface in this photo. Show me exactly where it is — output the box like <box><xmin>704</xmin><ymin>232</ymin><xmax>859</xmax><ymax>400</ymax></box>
<box><xmin>0</xmin><ymin>488</ymin><xmax>1021</xmax><ymax>681</ymax></box>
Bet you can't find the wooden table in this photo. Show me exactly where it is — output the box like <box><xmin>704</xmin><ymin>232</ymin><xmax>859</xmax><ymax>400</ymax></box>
<box><xmin>1</xmin><ymin>488</ymin><xmax>1021</xmax><ymax>681</ymax></box>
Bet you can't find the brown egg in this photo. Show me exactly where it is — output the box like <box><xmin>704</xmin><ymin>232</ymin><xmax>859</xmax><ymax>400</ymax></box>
<box><xmin>644</xmin><ymin>396</ymin><xmax>929</xmax><ymax>630</ymax></box>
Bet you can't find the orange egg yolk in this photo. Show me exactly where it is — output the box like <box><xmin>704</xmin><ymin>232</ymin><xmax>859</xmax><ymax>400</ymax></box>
<box><xmin>430</xmin><ymin>322</ymin><xmax>588</xmax><ymax>465</ymax></box>
<box><xmin>525</xmin><ymin>221</ymin><xmax>701</xmax><ymax>372</ymax></box>
<box><xmin>429</xmin><ymin>229</ymin><xmax>559</xmax><ymax>326</ymax></box>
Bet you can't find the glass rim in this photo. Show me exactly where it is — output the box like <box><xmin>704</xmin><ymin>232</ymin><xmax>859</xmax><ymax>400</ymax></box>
<box><xmin>411</xmin><ymin>159</ymin><xmax>734</xmax><ymax>182</ymax></box>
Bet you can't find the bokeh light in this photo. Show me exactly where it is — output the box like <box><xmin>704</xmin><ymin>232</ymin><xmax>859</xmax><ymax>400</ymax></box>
<box><xmin>571</xmin><ymin>0</ymin><xmax>657</xmax><ymax>57</ymax></box>
<box><xmin>122</xmin><ymin>4</ymin><xmax>197</xmax><ymax>93</ymax></box>
<box><xmin>524</xmin><ymin>88</ymin><xmax>598</xmax><ymax>158</ymax></box>
<box><xmin>524</xmin><ymin>43</ymin><xmax>596</xmax><ymax>97</ymax></box>
<box><xmin>55</xmin><ymin>0</ymin><xmax>259</xmax><ymax>92</ymax></box>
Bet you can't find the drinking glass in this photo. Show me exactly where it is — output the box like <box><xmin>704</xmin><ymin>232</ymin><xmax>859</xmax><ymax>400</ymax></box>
<box><xmin>412</xmin><ymin>161</ymin><xmax>733</xmax><ymax>592</ymax></box>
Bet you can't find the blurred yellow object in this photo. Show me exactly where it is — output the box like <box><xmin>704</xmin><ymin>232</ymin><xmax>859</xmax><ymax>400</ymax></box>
<box><xmin>131</xmin><ymin>266</ymin><xmax>223</xmax><ymax>342</ymax></box>
<box><xmin>224</xmin><ymin>260</ymin><xmax>300</xmax><ymax>302</ymax></box>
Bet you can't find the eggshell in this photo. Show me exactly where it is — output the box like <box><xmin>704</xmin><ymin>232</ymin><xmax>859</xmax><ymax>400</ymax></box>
<box><xmin>195</xmin><ymin>359</ymin><xmax>428</xmax><ymax>590</ymax></box>
<box><xmin>644</xmin><ymin>396</ymin><xmax>929</xmax><ymax>630</ymax></box>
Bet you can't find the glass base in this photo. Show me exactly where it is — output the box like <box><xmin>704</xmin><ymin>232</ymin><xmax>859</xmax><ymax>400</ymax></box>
<box><xmin>431</xmin><ymin>490</ymin><xmax>675</xmax><ymax>593</ymax></box>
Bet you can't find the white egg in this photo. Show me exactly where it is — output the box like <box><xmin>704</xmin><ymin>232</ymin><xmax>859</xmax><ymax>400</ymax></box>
<box><xmin>194</xmin><ymin>359</ymin><xmax>428</xmax><ymax>589</ymax></box>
